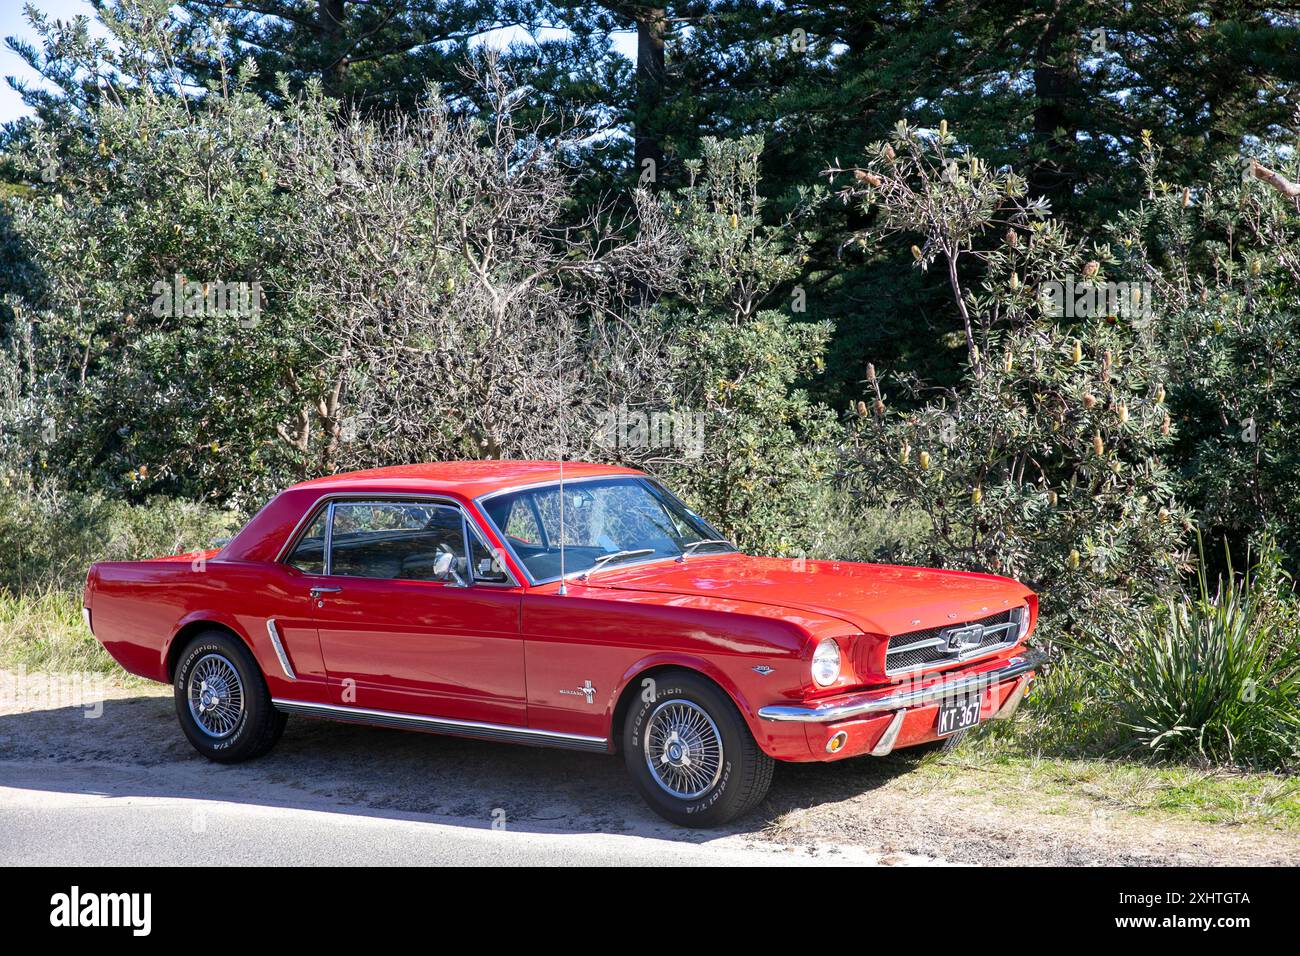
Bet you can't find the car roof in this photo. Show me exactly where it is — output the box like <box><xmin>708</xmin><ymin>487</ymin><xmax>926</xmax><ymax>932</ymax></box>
<box><xmin>287</xmin><ymin>460</ymin><xmax>645</xmax><ymax>500</ymax></box>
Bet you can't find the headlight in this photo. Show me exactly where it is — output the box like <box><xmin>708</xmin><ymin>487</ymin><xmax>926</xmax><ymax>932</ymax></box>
<box><xmin>811</xmin><ymin>639</ymin><xmax>841</xmax><ymax>687</ymax></box>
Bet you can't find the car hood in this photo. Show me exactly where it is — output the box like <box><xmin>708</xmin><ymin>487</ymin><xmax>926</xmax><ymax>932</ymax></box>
<box><xmin>588</xmin><ymin>554</ymin><xmax>1033</xmax><ymax>636</ymax></box>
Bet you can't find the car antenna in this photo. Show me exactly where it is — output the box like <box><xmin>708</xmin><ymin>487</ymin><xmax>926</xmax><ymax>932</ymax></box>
<box><xmin>557</xmin><ymin>453</ymin><xmax>568</xmax><ymax>596</ymax></box>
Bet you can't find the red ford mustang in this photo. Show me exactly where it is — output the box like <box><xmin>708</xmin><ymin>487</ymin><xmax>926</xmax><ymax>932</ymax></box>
<box><xmin>84</xmin><ymin>461</ymin><xmax>1046</xmax><ymax>826</ymax></box>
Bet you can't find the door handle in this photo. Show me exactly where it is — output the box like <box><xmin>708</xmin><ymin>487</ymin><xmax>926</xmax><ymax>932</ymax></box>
<box><xmin>309</xmin><ymin>586</ymin><xmax>342</xmax><ymax>598</ymax></box>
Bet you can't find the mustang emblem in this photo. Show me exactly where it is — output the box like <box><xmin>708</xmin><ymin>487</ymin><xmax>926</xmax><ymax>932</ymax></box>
<box><xmin>944</xmin><ymin>623</ymin><xmax>986</xmax><ymax>655</ymax></box>
<box><xmin>559</xmin><ymin>680</ymin><xmax>597</xmax><ymax>704</ymax></box>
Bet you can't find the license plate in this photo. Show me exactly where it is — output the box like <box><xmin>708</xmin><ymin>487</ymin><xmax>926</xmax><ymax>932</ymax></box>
<box><xmin>936</xmin><ymin>695</ymin><xmax>982</xmax><ymax>736</ymax></box>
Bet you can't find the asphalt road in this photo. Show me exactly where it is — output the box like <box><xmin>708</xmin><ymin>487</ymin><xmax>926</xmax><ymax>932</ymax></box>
<box><xmin>0</xmin><ymin>677</ymin><xmax>937</xmax><ymax>866</ymax></box>
<box><xmin>1</xmin><ymin>758</ymin><xmax>931</xmax><ymax>866</ymax></box>
<box><xmin>0</xmin><ymin>764</ymin><xmax>889</xmax><ymax>866</ymax></box>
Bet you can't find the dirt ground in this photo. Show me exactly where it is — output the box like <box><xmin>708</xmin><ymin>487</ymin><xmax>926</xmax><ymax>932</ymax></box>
<box><xmin>1</xmin><ymin>671</ymin><xmax>1296</xmax><ymax>865</ymax></box>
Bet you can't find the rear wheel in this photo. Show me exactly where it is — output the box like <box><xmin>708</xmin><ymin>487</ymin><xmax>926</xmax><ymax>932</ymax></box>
<box><xmin>173</xmin><ymin>630</ymin><xmax>286</xmax><ymax>763</ymax></box>
<box><xmin>623</xmin><ymin>671</ymin><xmax>773</xmax><ymax>827</ymax></box>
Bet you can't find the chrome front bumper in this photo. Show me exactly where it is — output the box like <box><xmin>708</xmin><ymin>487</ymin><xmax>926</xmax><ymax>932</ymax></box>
<box><xmin>757</xmin><ymin>648</ymin><xmax>1050</xmax><ymax>723</ymax></box>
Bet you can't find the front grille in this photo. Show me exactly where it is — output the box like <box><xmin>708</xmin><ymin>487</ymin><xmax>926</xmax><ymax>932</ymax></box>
<box><xmin>884</xmin><ymin>610</ymin><xmax>1019</xmax><ymax>675</ymax></box>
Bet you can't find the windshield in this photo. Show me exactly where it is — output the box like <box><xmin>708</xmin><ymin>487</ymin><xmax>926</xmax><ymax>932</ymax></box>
<box><xmin>479</xmin><ymin>477</ymin><xmax>733</xmax><ymax>583</ymax></box>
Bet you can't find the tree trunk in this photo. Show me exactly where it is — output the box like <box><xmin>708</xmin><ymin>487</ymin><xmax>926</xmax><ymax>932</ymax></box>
<box><xmin>634</xmin><ymin>8</ymin><xmax>667</xmax><ymax>187</ymax></box>
<box><xmin>1029</xmin><ymin>11</ymin><xmax>1075</xmax><ymax>212</ymax></box>
<box><xmin>317</xmin><ymin>0</ymin><xmax>349</xmax><ymax>94</ymax></box>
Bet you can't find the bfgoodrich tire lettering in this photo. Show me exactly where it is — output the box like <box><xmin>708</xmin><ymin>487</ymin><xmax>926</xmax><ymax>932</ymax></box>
<box><xmin>173</xmin><ymin>630</ymin><xmax>286</xmax><ymax>763</ymax></box>
<box><xmin>623</xmin><ymin>670</ymin><xmax>773</xmax><ymax>827</ymax></box>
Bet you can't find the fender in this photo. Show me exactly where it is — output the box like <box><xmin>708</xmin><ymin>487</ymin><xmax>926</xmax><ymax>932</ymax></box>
<box><xmin>163</xmin><ymin>609</ymin><xmax>259</xmax><ymax>679</ymax></box>
<box><xmin>607</xmin><ymin>651</ymin><xmax>762</xmax><ymax>739</ymax></box>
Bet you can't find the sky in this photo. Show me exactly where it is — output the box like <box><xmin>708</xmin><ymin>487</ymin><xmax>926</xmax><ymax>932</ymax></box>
<box><xmin>1</xmin><ymin>2</ymin><xmax>639</xmax><ymax>125</ymax></box>
<box><xmin>1</xmin><ymin>0</ymin><xmax>99</xmax><ymax>124</ymax></box>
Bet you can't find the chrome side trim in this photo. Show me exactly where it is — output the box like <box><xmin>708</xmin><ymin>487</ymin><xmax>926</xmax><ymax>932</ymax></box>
<box><xmin>265</xmin><ymin>619</ymin><xmax>296</xmax><ymax>681</ymax></box>
<box><xmin>270</xmin><ymin>698</ymin><xmax>609</xmax><ymax>753</ymax></box>
<box><xmin>870</xmin><ymin>708</ymin><xmax>907</xmax><ymax>756</ymax></box>
<box><xmin>757</xmin><ymin>648</ymin><xmax>1050</xmax><ymax>723</ymax></box>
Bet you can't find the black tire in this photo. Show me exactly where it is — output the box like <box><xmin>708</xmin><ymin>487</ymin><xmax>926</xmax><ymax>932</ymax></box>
<box><xmin>173</xmin><ymin>629</ymin><xmax>287</xmax><ymax>763</ymax></box>
<box><xmin>915</xmin><ymin>726</ymin><xmax>970</xmax><ymax>756</ymax></box>
<box><xmin>623</xmin><ymin>670</ymin><xmax>774</xmax><ymax>828</ymax></box>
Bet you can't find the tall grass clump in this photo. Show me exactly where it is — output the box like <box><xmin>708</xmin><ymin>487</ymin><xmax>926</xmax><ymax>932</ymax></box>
<box><xmin>0</xmin><ymin>484</ymin><xmax>243</xmax><ymax>594</ymax></box>
<box><xmin>1085</xmin><ymin>537</ymin><xmax>1300</xmax><ymax>770</ymax></box>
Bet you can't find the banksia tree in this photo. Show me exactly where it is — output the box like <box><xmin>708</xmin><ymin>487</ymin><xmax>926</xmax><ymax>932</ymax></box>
<box><xmin>832</xmin><ymin>123</ymin><xmax>1190</xmax><ymax>628</ymax></box>
<box><xmin>1111</xmin><ymin>133</ymin><xmax>1300</xmax><ymax>565</ymax></box>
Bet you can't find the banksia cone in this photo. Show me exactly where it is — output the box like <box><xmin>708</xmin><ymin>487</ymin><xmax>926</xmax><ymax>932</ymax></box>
<box><xmin>1118</xmin><ymin>402</ymin><xmax>1129</xmax><ymax>424</ymax></box>
<box><xmin>1082</xmin><ymin>260</ymin><xmax>1099</xmax><ymax>278</ymax></box>
<box><xmin>1155</xmin><ymin>383</ymin><xmax>1166</xmax><ymax>403</ymax></box>
<box><xmin>919</xmin><ymin>450</ymin><xmax>931</xmax><ymax>470</ymax></box>
<box><xmin>882</xmin><ymin>143</ymin><xmax>896</xmax><ymax>161</ymax></box>
<box><xmin>855</xmin><ymin>400</ymin><xmax>868</xmax><ymax>418</ymax></box>
<box><xmin>1161</xmin><ymin>413</ymin><xmax>1171</xmax><ymax>435</ymax></box>
<box><xmin>1006</xmin><ymin>228</ymin><xmax>1019</xmax><ymax>249</ymax></box>
<box><xmin>939</xmin><ymin>119</ymin><xmax>948</xmax><ymax>137</ymax></box>
<box><xmin>1083</xmin><ymin>392</ymin><xmax>1097</xmax><ymax>409</ymax></box>
<box><xmin>867</xmin><ymin>362</ymin><xmax>877</xmax><ymax>383</ymax></box>
<box><xmin>1009</xmin><ymin>272</ymin><xmax>1020</xmax><ymax>291</ymax></box>
<box><xmin>1181</xmin><ymin>186</ymin><xmax>1190</xmax><ymax>208</ymax></box>
<box><xmin>1003</xmin><ymin>351</ymin><xmax>1014</xmax><ymax>373</ymax></box>
<box><xmin>1251</xmin><ymin>258</ymin><xmax>1262</xmax><ymax>276</ymax></box>
<box><xmin>873</xmin><ymin>399</ymin><xmax>885</xmax><ymax>417</ymax></box>
<box><xmin>854</xmin><ymin>169</ymin><xmax>883</xmax><ymax>187</ymax></box>
<box><xmin>1068</xmin><ymin>550</ymin><xmax>1081</xmax><ymax>570</ymax></box>
<box><xmin>1092</xmin><ymin>432</ymin><xmax>1105</xmax><ymax>456</ymax></box>
<box><xmin>1072</xmin><ymin>340</ymin><xmax>1083</xmax><ymax>364</ymax></box>
<box><xmin>971</xmin><ymin>486</ymin><xmax>982</xmax><ymax>505</ymax></box>
<box><xmin>899</xmin><ymin>443</ymin><xmax>911</xmax><ymax>465</ymax></box>
<box><xmin>729</xmin><ymin>213</ymin><xmax>739</xmax><ymax>229</ymax></box>
<box><xmin>911</xmin><ymin>244</ymin><xmax>923</xmax><ymax>260</ymax></box>
<box><xmin>1047</xmin><ymin>490</ymin><xmax>1059</xmax><ymax>506</ymax></box>
<box><xmin>1158</xmin><ymin>506</ymin><xmax>1170</xmax><ymax>522</ymax></box>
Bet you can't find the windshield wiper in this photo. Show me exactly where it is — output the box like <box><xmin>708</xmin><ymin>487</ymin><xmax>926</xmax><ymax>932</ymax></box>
<box><xmin>676</xmin><ymin>539</ymin><xmax>735</xmax><ymax>561</ymax></box>
<box><xmin>578</xmin><ymin>548</ymin><xmax>655</xmax><ymax>580</ymax></box>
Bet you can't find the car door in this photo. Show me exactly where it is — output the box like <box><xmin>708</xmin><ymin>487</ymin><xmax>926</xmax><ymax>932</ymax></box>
<box><xmin>307</xmin><ymin>498</ymin><xmax>525</xmax><ymax>725</ymax></box>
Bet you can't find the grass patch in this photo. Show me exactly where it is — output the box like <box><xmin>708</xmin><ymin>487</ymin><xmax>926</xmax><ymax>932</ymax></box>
<box><xmin>0</xmin><ymin>588</ymin><xmax>131</xmax><ymax>676</ymax></box>
<box><xmin>918</xmin><ymin>717</ymin><xmax>1300</xmax><ymax>832</ymax></box>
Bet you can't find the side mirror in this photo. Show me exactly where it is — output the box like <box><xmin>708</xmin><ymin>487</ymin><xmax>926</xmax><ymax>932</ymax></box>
<box><xmin>433</xmin><ymin>551</ymin><xmax>466</xmax><ymax>586</ymax></box>
<box><xmin>433</xmin><ymin>552</ymin><xmax>455</xmax><ymax>579</ymax></box>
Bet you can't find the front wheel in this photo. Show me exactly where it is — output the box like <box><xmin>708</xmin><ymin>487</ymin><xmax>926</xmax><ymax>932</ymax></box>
<box><xmin>173</xmin><ymin>630</ymin><xmax>286</xmax><ymax>763</ymax></box>
<box><xmin>623</xmin><ymin>671</ymin><xmax>773</xmax><ymax>827</ymax></box>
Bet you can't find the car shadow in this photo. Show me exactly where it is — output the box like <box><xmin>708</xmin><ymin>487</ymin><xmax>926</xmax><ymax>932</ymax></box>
<box><xmin>0</xmin><ymin>692</ymin><xmax>919</xmax><ymax>848</ymax></box>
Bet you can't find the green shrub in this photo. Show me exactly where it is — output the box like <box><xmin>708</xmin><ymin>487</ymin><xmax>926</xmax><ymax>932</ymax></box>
<box><xmin>0</xmin><ymin>484</ymin><xmax>243</xmax><ymax>594</ymax></box>
<box><xmin>1082</xmin><ymin>537</ymin><xmax>1300</xmax><ymax>770</ymax></box>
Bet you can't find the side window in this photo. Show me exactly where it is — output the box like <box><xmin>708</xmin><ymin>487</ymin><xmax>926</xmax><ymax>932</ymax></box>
<box><xmin>286</xmin><ymin>509</ymin><xmax>328</xmax><ymax>574</ymax></box>
<box><xmin>328</xmin><ymin>502</ymin><xmax>467</xmax><ymax>581</ymax></box>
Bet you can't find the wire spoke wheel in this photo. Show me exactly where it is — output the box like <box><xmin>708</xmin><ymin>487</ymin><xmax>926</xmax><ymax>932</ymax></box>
<box><xmin>644</xmin><ymin>699</ymin><xmax>724</xmax><ymax>800</ymax></box>
<box><xmin>187</xmin><ymin>652</ymin><xmax>245</xmax><ymax>739</ymax></box>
